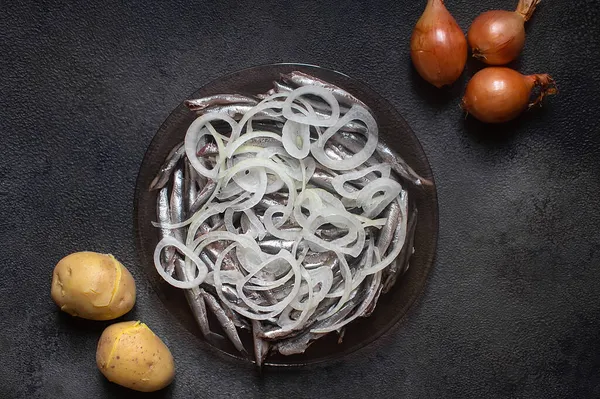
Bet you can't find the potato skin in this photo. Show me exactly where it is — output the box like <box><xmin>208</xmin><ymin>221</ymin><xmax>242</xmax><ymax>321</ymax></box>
<box><xmin>96</xmin><ymin>321</ymin><xmax>175</xmax><ymax>392</ymax></box>
<box><xmin>51</xmin><ymin>251</ymin><xmax>136</xmax><ymax>320</ymax></box>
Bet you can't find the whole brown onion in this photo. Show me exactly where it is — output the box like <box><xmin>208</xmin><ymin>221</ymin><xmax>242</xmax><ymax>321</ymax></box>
<box><xmin>461</xmin><ymin>67</ymin><xmax>557</xmax><ymax>123</ymax></box>
<box><xmin>467</xmin><ymin>0</ymin><xmax>541</xmax><ymax>65</ymax></box>
<box><xmin>410</xmin><ymin>0</ymin><xmax>467</xmax><ymax>88</ymax></box>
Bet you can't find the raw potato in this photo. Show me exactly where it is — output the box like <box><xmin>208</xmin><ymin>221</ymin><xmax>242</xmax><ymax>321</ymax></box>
<box><xmin>51</xmin><ymin>251</ymin><xmax>136</xmax><ymax>320</ymax></box>
<box><xmin>96</xmin><ymin>321</ymin><xmax>175</xmax><ymax>392</ymax></box>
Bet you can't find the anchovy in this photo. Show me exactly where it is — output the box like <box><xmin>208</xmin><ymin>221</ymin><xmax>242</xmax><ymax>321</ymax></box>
<box><xmin>376</xmin><ymin>140</ymin><xmax>433</xmax><ymax>187</ymax></box>
<box><xmin>157</xmin><ymin>192</ymin><xmax>225</xmax><ymax>346</ymax></box>
<box><xmin>302</xmin><ymin>251</ymin><xmax>335</xmax><ymax>268</ymax></box>
<box><xmin>259</xmin><ymin>294</ymin><xmax>342</xmax><ymax>342</ymax></box>
<box><xmin>170</xmin><ymin>168</ymin><xmax>186</xmax><ymax>243</ymax></box>
<box><xmin>184</xmin><ymin>161</ymin><xmax>199</xmax><ymax>213</ymax></box>
<box><xmin>281</xmin><ymin>71</ymin><xmax>368</xmax><ymax>109</ymax></box>
<box><xmin>383</xmin><ymin>208</ymin><xmax>417</xmax><ymax>294</ymax></box>
<box><xmin>202</xmin><ymin>240</ymin><xmax>240</xmax><ymax>272</ymax></box>
<box><xmin>270</xmin><ymin>80</ymin><xmax>352</xmax><ymax>115</ymax></box>
<box><xmin>196</xmin><ymin>104</ymin><xmax>285</xmax><ymax>122</ymax></box>
<box><xmin>323</xmin><ymin>144</ymin><xmax>372</xmax><ymax>188</ymax></box>
<box><xmin>252</xmin><ymin>320</ymin><xmax>269</xmax><ymax>369</ymax></box>
<box><xmin>331</xmin><ymin>131</ymin><xmax>432</xmax><ymax>187</ymax></box>
<box><xmin>173</xmin><ymin>259</ymin><xmax>225</xmax><ymax>347</ymax></box>
<box><xmin>157</xmin><ymin>188</ymin><xmax>175</xmax><ymax>265</ymax></box>
<box><xmin>202</xmin><ymin>281</ymin><xmax>246</xmax><ymax>306</ymax></box>
<box><xmin>255</xmin><ymin>193</ymin><xmax>289</xmax><ymax>210</ymax></box>
<box><xmin>259</xmin><ymin>239</ymin><xmax>308</xmax><ymax>255</ymax></box>
<box><xmin>185</xmin><ymin>94</ymin><xmax>258</xmax><ymax>111</ymax></box>
<box><xmin>244</xmin><ymin>121</ymin><xmax>286</xmax><ymax>135</ymax></box>
<box><xmin>149</xmin><ymin>143</ymin><xmax>185</xmax><ymax>191</ymax></box>
<box><xmin>376</xmin><ymin>200</ymin><xmax>401</xmax><ymax>256</ymax></box>
<box><xmin>274</xmin><ymin>289</ymin><xmax>365</xmax><ymax>355</ymax></box>
<box><xmin>197</xmin><ymin>142</ymin><xmax>219</xmax><ymax>157</ymax></box>
<box><xmin>310</xmin><ymin>168</ymin><xmax>362</xmax><ymax>196</ymax></box>
<box><xmin>309</xmin><ymin>169</ymin><xmax>338</xmax><ymax>193</ymax></box>
<box><xmin>189</xmin><ymin>180</ymin><xmax>217</xmax><ymax>215</ymax></box>
<box><xmin>200</xmin><ymin>291</ymin><xmax>247</xmax><ymax>354</ymax></box>
<box><xmin>316</xmin><ymin>226</ymin><xmax>349</xmax><ymax>241</ymax></box>
<box><xmin>272</xmin><ymin>80</ymin><xmax>294</xmax><ymax>95</ymax></box>
<box><xmin>222</xmin><ymin>301</ymin><xmax>250</xmax><ymax>330</ymax></box>
<box><xmin>362</xmin><ymin>281</ymin><xmax>383</xmax><ymax>318</ymax></box>
<box><xmin>339</xmin><ymin>272</ymin><xmax>382</xmax><ymax>325</ymax></box>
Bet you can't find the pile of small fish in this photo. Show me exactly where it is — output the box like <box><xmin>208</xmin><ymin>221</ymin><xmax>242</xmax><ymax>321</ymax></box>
<box><xmin>151</xmin><ymin>71</ymin><xmax>427</xmax><ymax>366</ymax></box>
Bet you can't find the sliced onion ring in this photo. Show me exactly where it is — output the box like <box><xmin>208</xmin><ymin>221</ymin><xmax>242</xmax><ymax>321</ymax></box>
<box><xmin>311</xmin><ymin>104</ymin><xmax>378</xmax><ymax>170</ymax></box>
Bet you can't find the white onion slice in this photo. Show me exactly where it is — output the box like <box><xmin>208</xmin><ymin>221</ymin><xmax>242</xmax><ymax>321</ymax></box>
<box><xmin>310</xmin><ymin>104</ymin><xmax>378</xmax><ymax>170</ymax></box>
<box><xmin>224</xmin><ymin>207</ymin><xmax>238</xmax><ymax>233</ymax></box>
<box><xmin>243</xmin><ymin>209</ymin><xmax>267</xmax><ymax>240</ymax></box>
<box><xmin>311</xmin><ymin>271</ymin><xmax>383</xmax><ymax>334</ymax></box>
<box><xmin>219</xmin><ymin>157</ymin><xmax>296</xmax><ymax>219</ymax></box>
<box><xmin>215</xmin><ymin>247</ymin><xmax>302</xmax><ymax>320</ymax></box>
<box><xmin>278</xmin><ymin>268</ymin><xmax>314</xmax><ymax>330</ymax></box>
<box><xmin>318</xmin><ymin>252</ymin><xmax>352</xmax><ymax>319</ymax></box>
<box><xmin>224</xmin><ymin>131</ymin><xmax>282</xmax><ymax>158</ymax></box>
<box><xmin>237</xmin><ymin>101</ymin><xmax>284</xmax><ymax>132</ymax></box>
<box><xmin>356</xmin><ymin>178</ymin><xmax>403</xmax><ymax>218</ymax></box>
<box><xmin>185</xmin><ymin>114</ymin><xmax>238</xmax><ymax>179</ymax></box>
<box><xmin>282</xmin><ymin>86</ymin><xmax>340</xmax><ymax>127</ymax></box>
<box><xmin>290</xmin><ymin>266</ymin><xmax>333</xmax><ymax>311</ymax></box>
<box><xmin>184</xmin><ymin>194</ymin><xmax>250</xmax><ymax>246</ymax></box>
<box><xmin>302</xmin><ymin>210</ymin><xmax>365</xmax><ymax>257</ymax></box>
<box><xmin>153</xmin><ymin>236</ymin><xmax>208</xmax><ymax>289</ymax></box>
<box><xmin>263</xmin><ymin>205</ymin><xmax>298</xmax><ymax>240</ymax></box>
<box><xmin>331</xmin><ymin>164</ymin><xmax>392</xmax><ymax>200</ymax></box>
<box><xmin>282</xmin><ymin>120</ymin><xmax>311</xmax><ymax>159</ymax></box>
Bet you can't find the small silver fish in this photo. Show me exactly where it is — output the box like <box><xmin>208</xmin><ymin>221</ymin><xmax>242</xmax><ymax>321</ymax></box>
<box><xmin>157</xmin><ymin>187</ymin><xmax>175</xmax><ymax>266</ymax></box>
<box><xmin>149</xmin><ymin>143</ymin><xmax>185</xmax><ymax>191</ymax></box>
<box><xmin>170</xmin><ymin>168</ymin><xmax>185</xmax><ymax>244</ymax></box>
<box><xmin>157</xmin><ymin>194</ymin><xmax>224</xmax><ymax>347</ymax></box>
<box><xmin>259</xmin><ymin>239</ymin><xmax>308</xmax><ymax>255</ymax></box>
<box><xmin>221</xmin><ymin>300</ymin><xmax>250</xmax><ymax>330</ymax></box>
<box><xmin>362</xmin><ymin>282</ymin><xmax>383</xmax><ymax>318</ymax></box>
<box><xmin>272</xmin><ymin>80</ymin><xmax>294</xmax><ymax>94</ymax></box>
<box><xmin>376</xmin><ymin>200</ymin><xmax>401</xmax><ymax>256</ymax></box>
<box><xmin>331</xmin><ymin>132</ymin><xmax>432</xmax><ymax>187</ymax></box>
<box><xmin>281</xmin><ymin>71</ymin><xmax>368</xmax><ymax>109</ymax></box>
<box><xmin>184</xmin><ymin>162</ymin><xmax>199</xmax><ymax>216</ymax></box>
<box><xmin>197</xmin><ymin>104</ymin><xmax>285</xmax><ymax>122</ymax></box>
<box><xmin>271</xmin><ymin>80</ymin><xmax>351</xmax><ymax>115</ymax></box>
<box><xmin>255</xmin><ymin>193</ymin><xmax>289</xmax><ymax>210</ymax></box>
<box><xmin>200</xmin><ymin>291</ymin><xmax>247</xmax><ymax>354</ymax></box>
<box><xmin>274</xmin><ymin>290</ymin><xmax>364</xmax><ymax>355</ymax></box>
<box><xmin>252</xmin><ymin>320</ymin><xmax>269</xmax><ymax>369</ymax></box>
<box><xmin>196</xmin><ymin>142</ymin><xmax>219</xmax><ymax>157</ymax></box>
<box><xmin>185</xmin><ymin>94</ymin><xmax>258</xmax><ymax>111</ymax></box>
<box><xmin>317</xmin><ymin>226</ymin><xmax>349</xmax><ymax>241</ymax></box>
<box><xmin>189</xmin><ymin>180</ymin><xmax>217</xmax><ymax>215</ymax></box>
<box><xmin>376</xmin><ymin>141</ymin><xmax>433</xmax><ymax>187</ymax></box>
<box><xmin>310</xmin><ymin>168</ymin><xmax>362</xmax><ymax>197</ymax></box>
<box><xmin>173</xmin><ymin>259</ymin><xmax>225</xmax><ymax>347</ymax></box>
<box><xmin>302</xmin><ymin>251</ymin><xmax>335</xmax><ymax>268</ymax></box>
<box><xmin>382</xmin><ymin>208</ymin><xmax>417</xmax><ymax>294</ymax></box>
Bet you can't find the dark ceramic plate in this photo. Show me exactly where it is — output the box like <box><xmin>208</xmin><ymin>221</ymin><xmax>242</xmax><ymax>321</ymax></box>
<box><xmin>134</xmin><ymin>63</ymin><xmax>438</xmax><ymax>366</ymax></box>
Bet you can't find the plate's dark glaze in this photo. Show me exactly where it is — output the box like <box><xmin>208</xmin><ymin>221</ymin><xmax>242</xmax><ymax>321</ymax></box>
<box><xmin>133</xmin><ymin>63</ymin><xmax>438</xmax><ymax>366</ymax></box>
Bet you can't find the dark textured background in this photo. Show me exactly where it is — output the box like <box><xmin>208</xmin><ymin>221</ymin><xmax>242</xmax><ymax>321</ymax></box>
<box><xmin>1</xmin><ymin>0</ymin><xmax>599</xmax><ymax>398</ymax></box>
